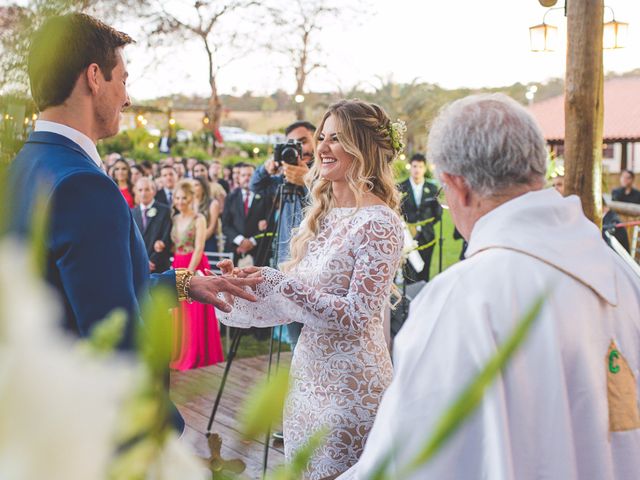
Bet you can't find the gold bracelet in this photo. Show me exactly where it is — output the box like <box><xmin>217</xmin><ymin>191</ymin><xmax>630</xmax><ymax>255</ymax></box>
<box><xmin>184</xmin><ymin>271</ymin><xmax>194</xmax><ymax>304</ymax></box>
<box><xmin>175</xmin><ymin>268</ymin><xmax>194</xmax><ymax>303</ymax></box>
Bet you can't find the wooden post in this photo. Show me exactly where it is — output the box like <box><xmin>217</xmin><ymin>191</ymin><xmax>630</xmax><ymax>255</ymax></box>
<box><xmin>620</xmin><ymin>141</ymin><xmax>628</xmax><ymax>171</ymax></box>
<box><xmin>564</xmin><ymin>0</ymin><xmax>604</xmax><ymax>227</ymax></box>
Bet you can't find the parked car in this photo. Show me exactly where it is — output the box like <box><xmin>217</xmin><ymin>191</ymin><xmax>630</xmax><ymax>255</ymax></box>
<box><xmin>219</xmin><ymin>126</ymin><xmax>274</xmax><ymax>145</ymax></box>
<box><xmin>176</xmin><ymin>129</ymin><xmax>193</xmax><ymax>142</ymax></box>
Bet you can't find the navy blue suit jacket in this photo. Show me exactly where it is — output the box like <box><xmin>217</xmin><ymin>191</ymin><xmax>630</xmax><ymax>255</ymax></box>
<box><xmin>8</xmin><ymin>132</ymin><xmax>176</xmax><ymax>348</ymax></box>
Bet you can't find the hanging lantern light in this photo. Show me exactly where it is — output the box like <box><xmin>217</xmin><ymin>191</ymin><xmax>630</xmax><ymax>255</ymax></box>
<box><xmin>603</xmin><ymin>19</ymin><xmax>629</xmax><ymax>49</ymax></box>
<box><xmin>529</xmin><ymin>22</ymin><xmax>558</xmax><ymax>52</ymax></box>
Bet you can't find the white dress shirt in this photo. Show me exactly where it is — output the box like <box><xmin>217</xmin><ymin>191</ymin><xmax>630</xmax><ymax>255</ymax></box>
<box><xmin>233</xmin><ymin>189</ymin><xmax>256</xmax><ymax>246</ymax></box>
<box><xmin>409</xmin><ymin>178</ymin><xmax>424</xmax><ymax>205</ymax></box>
<box><xmin>35</xmin><ymin>120</ymin><xmax>103</xmax><ymax>168</ymax></box>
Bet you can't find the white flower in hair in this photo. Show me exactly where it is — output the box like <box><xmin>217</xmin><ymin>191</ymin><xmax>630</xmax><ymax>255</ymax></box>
<box><xmin>388</xmin><ymin>119</ymin><xmax>407</xmax><ymax>161</ymax></box>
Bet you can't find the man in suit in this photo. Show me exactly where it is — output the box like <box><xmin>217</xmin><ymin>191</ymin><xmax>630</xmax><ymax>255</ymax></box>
<box><xmin>222</xmin><ymin>164</ymin><xmax>270</xmax><ymax>264</ymax></box>
<box><xmin>157</xmin><ymin>128</ymin><xmax>174</xmax><ymax>155</ymax></box>
<box><xmin>155</xmin><ymin>163</ymin><xmax>177</xmax><ymax>207</ymax></box>
<box><xmin>398</xmin><ymin>153</ymin><xmax>442</xmax><ymax>283</ymax></box>
<box><xmin>132</xmin><ymin>177</ymin><xmax>172</xmax><ymax>273</ymax></box>
<box><xmin>7</xmin><ymin>13</ymin><xmax>262</xmax><ymax>434</ymax></box>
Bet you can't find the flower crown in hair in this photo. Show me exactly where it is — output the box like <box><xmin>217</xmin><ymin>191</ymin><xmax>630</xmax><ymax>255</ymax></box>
<box><xmin>382</xmin><ymin>119</ymin><xmax>407</xmax><ymax>161</ymax></box>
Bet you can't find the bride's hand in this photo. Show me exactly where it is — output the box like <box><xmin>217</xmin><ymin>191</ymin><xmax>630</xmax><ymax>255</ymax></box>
<box><xmin>235</xmin><ymin>266</ymin><xmax>262</xmax><ymax>279</ymax></box>
<box><xmin>216</xmin><ymin>259</ymin><xmax>235</xmax><ymax>276</ymax></box>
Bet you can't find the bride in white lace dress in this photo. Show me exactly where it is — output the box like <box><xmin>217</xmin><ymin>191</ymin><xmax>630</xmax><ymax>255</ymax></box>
<box><xmin>219</xmin><ymin>100</ymin><xmax>404</xmax><ymax>479</ymax></box>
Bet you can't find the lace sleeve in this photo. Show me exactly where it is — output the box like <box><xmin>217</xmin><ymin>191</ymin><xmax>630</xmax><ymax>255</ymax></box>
<box><xmin>218</xmin><ymin>214</ymin><xmax>403</xmax><ymax>333</ymax></box>
<box><xmin>277</xmin><ymin>216</ymin><xmax>403</xmax><ymax>333</ymax></box>
<box><xmin>216</xmin><ymin>267</ymin><xmax>302</xmax><ymax>328</ymax></box>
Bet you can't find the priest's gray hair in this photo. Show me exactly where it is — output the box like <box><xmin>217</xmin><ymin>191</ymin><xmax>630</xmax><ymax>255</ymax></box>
<box><xmin>427</xmin><ymin>93</ymin><xmax>547</xmax><ymax>197</ymax></box>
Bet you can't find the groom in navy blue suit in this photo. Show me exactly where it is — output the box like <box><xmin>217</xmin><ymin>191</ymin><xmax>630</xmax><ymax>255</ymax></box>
<box><xmin>7</xmin><ymin>14</ymin><xmax>261</xmax><ymax>432</ymax></box>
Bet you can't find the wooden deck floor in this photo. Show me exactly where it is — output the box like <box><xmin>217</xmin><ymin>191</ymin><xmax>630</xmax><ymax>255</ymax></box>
<box><xmin>171</xmin><ymin>353</ymin><xmax>292</xmax><ymax>479</ymax></box>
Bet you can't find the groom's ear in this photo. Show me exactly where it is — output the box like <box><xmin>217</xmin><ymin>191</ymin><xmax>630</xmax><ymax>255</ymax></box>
<box><xmin>85</xmin><ymin>63</ymin><xmax>101</xmax><ymax>96</ymax></box>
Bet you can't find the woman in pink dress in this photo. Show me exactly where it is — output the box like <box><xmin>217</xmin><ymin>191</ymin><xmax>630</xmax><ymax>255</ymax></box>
<box><xmin>170</xmin><ymin>179</ymin><xmax>224</xmax><ymax>370</ymax></box>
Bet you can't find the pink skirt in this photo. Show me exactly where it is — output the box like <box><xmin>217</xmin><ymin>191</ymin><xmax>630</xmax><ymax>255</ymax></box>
<box><xmin>170</xmin><ymin>252</ymin><xmax>224</xmax><ymax>370</ymax></box>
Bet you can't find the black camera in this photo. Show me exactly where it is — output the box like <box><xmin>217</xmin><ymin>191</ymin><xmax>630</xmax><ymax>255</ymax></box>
<box><xmin>273</xmin><ymin>140</ymin><xmax>302</xmax><ymax>167</ymax></box>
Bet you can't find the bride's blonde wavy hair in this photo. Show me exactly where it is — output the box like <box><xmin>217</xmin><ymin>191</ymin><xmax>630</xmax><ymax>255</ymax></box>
<box><xmin>281</xmin><ymin>99</ymin><xmax>401</xmax><ymax>273</ymax></box>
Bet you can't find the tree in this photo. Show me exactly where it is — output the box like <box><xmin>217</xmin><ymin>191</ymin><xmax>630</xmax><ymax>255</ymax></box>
<box><xmin>267</xmin><ymin>0</ymin><xmax>362</xmax><ymax>120</ymax></box>
<box><xmin>0</xmin><ymin>0</ymin><xmax>139</xmax><ymax>96</ymax></box>
<box><xmin>364</xmin><ymin>77</ymin><xmax>471</xmax><ymax>154</ymax></box>
<box><xmin>0</xmin><ymin>1</ymin><xmax>75</xmax><ymax>96</ymax></box>
<box><xmin>136</xmin><ymin>0</ymin><xmax>260</xmax><ymax>149</ymax></box>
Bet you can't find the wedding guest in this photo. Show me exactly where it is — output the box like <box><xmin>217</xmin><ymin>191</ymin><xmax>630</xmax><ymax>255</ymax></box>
<box><xmin>138</xmin><ymin>160</ymin><xmax>152</xmax><ymax>177</ymax></box>
<box><xmin>131</xmin><ymin>164</ymin><xmax>144</xmax><ymax>190</ymax></box>
<box><xmin>104</xmin><ymin>152</ymin><xmax>121</xmax><ymax>171</ymax></box>
<box><xmin>110</xmin><ymin>157</ymin><xmax>134</xmax><ymax>208</ymax></box>
<box><xmin>156</xmin><ymin>163</ymin><xmax>177</xmax><ymax>207</ymax></box>
<box><xmin>231</xmin><ymin>162</ymin><xmax>242</xmax><ymax>189</ymax></box>
<box><xmin>398</xmin><ymin>153</ymin><xmax>441</xmax><ymax>283</ymax></box>
<box><xmin>150</xmin><ymin>161</ymin><xmax>160</xmax><ymax>178</ymax></box>
<box><xmin>209</xmin><ymin>159</ymin><xmax>230</xmax><ymax>193</ymax></box>
<box><xmin>222</xmin><ymin>164</ymin><xmax>270</xmax><ymax>264</ymax></box>
<box><xmin>612</xmin><ymin>169</ymin><xmax>640</xmax><ymax>204</ymax></box>
<box><xmin>185</xmin><ymin>157</ymin><xmax>198</xmax><ymax>178</ymax></box>
<box><xmin>551</xmin><ymin>174</ymin><xmax>565</xmax><ymax>195</ymax></box>
<box><xmin>194</xmin><ymin>159</ymin><xmax>226</xmax><ymax>214</ymax></box>
<box><xmin>158</xmin><ymin>128</ymin><xmax>173</xmax><ymax>155</ymax></box>
<box><xmin>339</xmin><ymin>94</ymin><xmax>640</xmax><ymax>480</ymax></box>
<box><xmin>193</xmin><ymin>176</ymin><xmax>221</xmax><ymax>253</ymax></box>
<box><xmin>219</xmin><ymin>100</ymin><xmax>405</xmax><ymax>479</ymax></box>
<box><xmin>170</xmin><ymin>180</ymin><xmax>224</xmax><ymax>370</ymax></box>
<box><xmin>223</xmin><ymin>165</ymin><xmax>233</xmax><ymax>189</ymax></box>
<box><xmin>132</xmin><ymin>177</ymin><xmax>172</xmax><ymax>273</ymax></box>
<box><xmin>210</xmin><ymin>180</ymin><xmax>227</xmax><ymax>212</ymax></box>
<box><xmin>192</xmin><ymin>160</ymin><xmax>210</xmax><ymax>180</ymax></box>
<box><xmin>174</xmin><ymin>159</ymin><xmax>186</xmax><ymax>179</ymax></box>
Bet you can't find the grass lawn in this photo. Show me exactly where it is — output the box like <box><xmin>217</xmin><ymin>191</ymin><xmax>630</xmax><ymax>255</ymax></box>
<box><xmin>429</xmin><ymin>208</ymin><xmax>465</xmax><ymax>279</ymax></box>
<box><xmin>228</xmin><ymin>209</ymin><xmax>463</xmax><ymax>358</ymax></box>
<box><xmin>222</xmin><ymin>327</ymin><xmax>291</xmax><ymax>359</ymax></box>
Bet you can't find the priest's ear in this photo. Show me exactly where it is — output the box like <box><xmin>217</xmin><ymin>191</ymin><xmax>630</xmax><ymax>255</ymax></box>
<box><xmin>440</xmin><ymin>172</ymin><xmax>472</xmax><ymax>208</ymax></box>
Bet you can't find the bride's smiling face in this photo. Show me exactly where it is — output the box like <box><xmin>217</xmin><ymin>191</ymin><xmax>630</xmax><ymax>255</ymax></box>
<box><xmin>317</xmin><ymin>114</ymin><xmax>354</xmax><ymax>183</ymax></box>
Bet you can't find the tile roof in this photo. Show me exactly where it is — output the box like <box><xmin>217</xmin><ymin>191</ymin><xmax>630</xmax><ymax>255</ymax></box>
<box><xmin>528</xmin><ymin>77</ymin><xmax>640</xmax><ymax>143</ymax></box>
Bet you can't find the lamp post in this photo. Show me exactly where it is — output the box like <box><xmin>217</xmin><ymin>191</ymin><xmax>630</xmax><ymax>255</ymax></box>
<box><xmin>525</xmin><ymin>85</ymin><xmax>538</xmax><ymax>106</ymax></box>
<box><xmin>565</xmin><ymin>0</ymin><xmax>604</xmax><ymax>226</ymax></box>
<box><xmin>529</xmin><ymin>3</ymin><xmax>628</xmax><ymax>52</ymax></box>
<box><xmin>530</xmin><ymin>1</ymin><xmax>629</xmax><ymax>226</ymax></box>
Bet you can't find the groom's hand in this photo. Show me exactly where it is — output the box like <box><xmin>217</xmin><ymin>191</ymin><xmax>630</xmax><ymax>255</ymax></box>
<box><xmin>189</xmin><ymin>274</ymin><xmax>262</xmax><ymax>312</ymax></box>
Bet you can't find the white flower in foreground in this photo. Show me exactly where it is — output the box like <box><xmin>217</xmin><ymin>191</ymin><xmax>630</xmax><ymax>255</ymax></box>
<box><xmin>0</xmin><ymin>238</ymin><xmax>134</xmax><ymax>480</ymax></box>
<box><xmin>146</xmin><ymin>433</ymin><xmax>209</xmax><ymax>480</ymax></box>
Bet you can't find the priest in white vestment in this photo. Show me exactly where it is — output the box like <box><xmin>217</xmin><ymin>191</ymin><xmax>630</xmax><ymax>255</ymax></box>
<box><xmin>339</xmin><ymin>94</ymin><xmax>640</xmax><ymax>480</ymax></box>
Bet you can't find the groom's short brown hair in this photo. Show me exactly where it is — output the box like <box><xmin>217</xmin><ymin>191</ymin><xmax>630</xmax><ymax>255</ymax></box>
<box><xmin>28</xmin><ymin>13</ymin><xmax>134</xmax><ymax>111</ymax></box>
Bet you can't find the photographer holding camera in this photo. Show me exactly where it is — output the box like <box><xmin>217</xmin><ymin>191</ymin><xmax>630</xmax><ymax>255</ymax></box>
<box><xmin>250</xmin><ymin>121</ymin><xmax>316</xmax><ymax>349</ymax></box>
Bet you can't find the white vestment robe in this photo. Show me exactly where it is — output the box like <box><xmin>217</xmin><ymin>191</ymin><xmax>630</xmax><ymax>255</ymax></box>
<box><xmin>340</xmin><ymin>188</ymin><xmax>640</xmax><ymax>480</ymax></box>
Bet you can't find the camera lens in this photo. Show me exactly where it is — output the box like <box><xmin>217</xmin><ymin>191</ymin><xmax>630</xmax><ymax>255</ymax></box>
<box><xmin>282</xmin><ymin>147</ymin><xmax>298</xmax><ymax>164</ymax></box>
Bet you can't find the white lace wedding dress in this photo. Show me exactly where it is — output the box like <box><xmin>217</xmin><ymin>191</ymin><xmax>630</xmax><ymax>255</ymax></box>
<box><xmin>219</xmin><ymin>205</ymin><xmax>404</xmax><ymax>479</ymax></box>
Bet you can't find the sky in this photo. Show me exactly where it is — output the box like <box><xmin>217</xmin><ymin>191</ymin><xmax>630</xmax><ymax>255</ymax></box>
<box><xmin>121</xmin><ymin>0</ymin><xmax>640</xmax><ymax>100</ymax></box>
